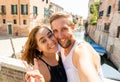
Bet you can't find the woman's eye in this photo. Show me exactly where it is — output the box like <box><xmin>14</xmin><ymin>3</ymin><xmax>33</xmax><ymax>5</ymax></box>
<box><xmin>41</xmin><ymin>39</ymin><xmax>46</xmax><ymax>43</ymax></box>
<box><xmin>48</xmin><ymin>33</ymin><xmax>53</xmax><ymax>38</ymax></box>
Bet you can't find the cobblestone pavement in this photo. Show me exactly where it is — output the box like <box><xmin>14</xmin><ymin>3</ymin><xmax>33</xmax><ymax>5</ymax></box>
<box><xmin>0</xmin><ymin>36</ymin><xmax>27</xmax><ymax>57</ymax></box>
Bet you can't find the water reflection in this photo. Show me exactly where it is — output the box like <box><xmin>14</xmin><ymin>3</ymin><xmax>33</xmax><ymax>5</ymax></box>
<box><xmin>73</xmin><ymin>30</ymin><xmax>85</xmax><ymax>42</ymax></box>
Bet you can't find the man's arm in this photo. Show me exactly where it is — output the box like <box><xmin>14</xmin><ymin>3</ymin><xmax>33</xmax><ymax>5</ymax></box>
<box><xmin>72</xmin><ymin>43</ymin><xmax>102</xmax><ymax>82</ymax></box>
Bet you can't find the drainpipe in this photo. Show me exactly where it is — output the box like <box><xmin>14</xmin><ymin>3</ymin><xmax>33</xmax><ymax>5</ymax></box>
<box><xmin>18</xmin><ymin>0</ymin><xmax>21</xmax><ymax>25</ymax></box>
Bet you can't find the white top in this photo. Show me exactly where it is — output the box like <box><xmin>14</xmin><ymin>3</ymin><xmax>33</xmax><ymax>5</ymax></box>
<box><xmin>61</xmin><ymin>41</ymin><xmax>104</xmax><ymax>82</ymax></box>
<box><xmin>61</xmin><ymin>41</ymin><xmax>80</xmax><ymax>82</ymax></box>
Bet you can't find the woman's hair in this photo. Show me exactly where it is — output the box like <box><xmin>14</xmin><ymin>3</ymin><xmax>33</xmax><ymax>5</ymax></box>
<box><xmin>50</xmin><ymin>12</ymin><xmax>74</xmax><ymax>26</ymax></box>
<box><xmin>21</xmin><ymin>25</ymin><xmax>52</xmax><ymax>65</ymax></box>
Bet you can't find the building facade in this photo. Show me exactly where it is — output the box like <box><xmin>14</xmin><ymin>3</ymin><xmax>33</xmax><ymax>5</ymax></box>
<box><xmin>49</xmin><ymin>2</ymin><xmax>64</xmax><ymax>13</ymax></box>
<box><xmin>0</xmin><ymin>0</ymin><xmax>50</xmax><ymax>36</ymax></box>
<box><xmin>88</xmin><ymin>0</ymin><xmax>120</xmax><ymax>70</ymax></box>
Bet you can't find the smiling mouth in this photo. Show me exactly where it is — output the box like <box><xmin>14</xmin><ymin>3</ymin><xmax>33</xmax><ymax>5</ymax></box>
<box><xmin>50</xmin><ymin>45</ymin><xmax>56</xmax><ymax>48</ymax></box>
<box><xmin>49</xmin><ymin>42</ymin><xmax>57</xmax><ymax>49</ymax></box>
<box><xmin>60</xmin><ymin>39</ymin><xmax>66</xmax><ymax>43</ymax></box>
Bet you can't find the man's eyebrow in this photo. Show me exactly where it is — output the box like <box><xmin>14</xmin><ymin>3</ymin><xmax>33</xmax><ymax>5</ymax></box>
<box><xmin>53</xmin><ymin>29</ymin><xmax>57</xmax><ymax>32</ymax></box>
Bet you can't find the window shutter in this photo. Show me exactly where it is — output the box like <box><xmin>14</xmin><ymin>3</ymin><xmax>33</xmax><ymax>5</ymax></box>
<box><xmin>118</xmin><ymin>1</ymin><xmax>120</xmax><ymax>11</ymax></box>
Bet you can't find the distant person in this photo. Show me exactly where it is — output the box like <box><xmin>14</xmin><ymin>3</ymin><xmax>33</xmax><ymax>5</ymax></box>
<box><xmin>50</xmin><ymin>12</ymin><xmax>103</xmax><ymax>82</ymax></box>
<box><xmin>21</xmin><ymin>25</ymin><xmax>67</xmax><ymax>82</ymax></box>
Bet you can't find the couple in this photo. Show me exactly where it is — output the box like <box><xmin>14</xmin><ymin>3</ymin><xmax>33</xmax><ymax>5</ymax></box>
<box><xmin>22</xmin><ymin>12</ymin><xmax>103</xmax><ymax>82</ymax></box>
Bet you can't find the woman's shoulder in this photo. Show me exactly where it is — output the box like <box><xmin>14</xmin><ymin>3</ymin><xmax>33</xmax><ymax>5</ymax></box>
<box><xmin>37</xmin><ymin>59</ymin><xmax>51</xmax><ymax>82</ymax></box>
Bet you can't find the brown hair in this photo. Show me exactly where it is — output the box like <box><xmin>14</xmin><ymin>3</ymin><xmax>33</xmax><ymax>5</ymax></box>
<box><xmin>50</xmin><ymin>12</ymin><xmax>74</xmax><ymax>26</ymax></box>
<box><xmin>21</xmin><ymin>25</ymin><xmax>52</xmax><ymax>65</ymax></box>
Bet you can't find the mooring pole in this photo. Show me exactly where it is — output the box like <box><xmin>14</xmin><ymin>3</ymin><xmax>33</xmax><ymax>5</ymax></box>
<box><xmin>10</xmin><ymin>37</ymin><xmax>16</xmax><ymax>58</ymax></box>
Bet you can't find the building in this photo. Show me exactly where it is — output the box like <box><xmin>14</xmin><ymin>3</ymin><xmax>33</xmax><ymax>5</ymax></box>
<box><xmin>73</xmin><ymin>15</ymin><xmax>83</xmax><ymax>28</ymax></box>
<box><xmin>88</xmin><ymin>0</ymin><xmax>120</xmax><ymax>70</ymax></box>
<box><xmin>0</xmin><ymin>0</ymin><xmax>50</xmax><ymax>36</ymax></box>
<box><xmin>87</xmin><ymin>0</ymin><xmax>100</xmax><ymax>40</ymax></box>
<box><xmin>97</xmin><ymin>0</ymin><xmax>120</xmax><ymax>70</ymax></box>
<box><xmin>49</xmin><ymin>2</ymin><xmax>64</xmax><ymax>13</ymax></box>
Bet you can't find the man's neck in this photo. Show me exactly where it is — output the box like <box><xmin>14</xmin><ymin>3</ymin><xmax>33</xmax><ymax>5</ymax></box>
<box><xmin>64</xmin><ymin>40</ymin><xmax>76</xmax><ymax>56</ymax></box>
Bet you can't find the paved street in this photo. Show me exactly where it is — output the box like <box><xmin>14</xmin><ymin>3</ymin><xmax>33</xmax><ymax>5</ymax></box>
<box><xmin>0</xmin><ymin>36</ymin><xmax>27</xmax><ymax>57</ymax></box>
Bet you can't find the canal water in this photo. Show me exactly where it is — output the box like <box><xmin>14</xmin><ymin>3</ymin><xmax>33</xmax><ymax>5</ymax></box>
<box><xmin>73</xmin><ymin>29</ymin><xmax>117</xmax><ymax>70</ymax></box>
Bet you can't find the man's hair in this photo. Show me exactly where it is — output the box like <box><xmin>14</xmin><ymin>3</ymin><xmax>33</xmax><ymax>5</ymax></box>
<box><xmin>50</xmin><ymin>12</ymin><xmax>74</xmax><ymax>26</ymax></box>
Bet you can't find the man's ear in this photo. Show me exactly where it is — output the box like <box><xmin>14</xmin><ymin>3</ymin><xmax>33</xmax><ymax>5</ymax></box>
<box><xmin>71</xmin><ymin>24</ymin><xmax>75</xmax><ymax>30</ymax></box>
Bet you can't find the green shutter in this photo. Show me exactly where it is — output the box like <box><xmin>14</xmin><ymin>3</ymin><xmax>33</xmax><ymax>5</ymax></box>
<box><xmin>106</xmin><ymin>6</ymin><xmax>111</xmax><ymax>16</ymax></box>
<box><xmin>11</xmin><ymin>5</ymin><xmax>14</xmax><ymax>14</ymax></box>
<box><xmin>118</xmin><ymin>1</ymin><xmax>120</xmax><ymax>11</ymax></box>
<box><xmin>21</xmin><ymin>5</ymin><xmax>23</xmax><ymax>14</ymax></box>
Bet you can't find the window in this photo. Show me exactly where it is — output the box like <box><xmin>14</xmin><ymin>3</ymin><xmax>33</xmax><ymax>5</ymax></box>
<box><xmin>13</xmin><ymin>19</ymin><xmax>17</xmax><ymax>24</ymax></box>
<box><xmin>46</xmin><ymin>0</ymin><xmax>48</xmax><ymax>4</ymax></box>
<box><xmin>116</xmin><ymin>26</ymin><xmax>120</xmax><ymax>38</ymax></box>
<box><xmin>1</xmin><ymin>5</ymin><xmax>6</xmax><ymax>14</ymax></box>
<box><xmin>104</xmin><ymin>23</ymin><xmax>110</xmax><ymax>32</ymax></box>
<box><xmin>33</xmin><ymin>6</ymin><xmax>37</xmax><ymax>16</ymax></box>
<box><xmin>11</xmin><ymin>5</ymin><xmax>17</xmax><ymax>15</ymax></box>
<box><xmin>3</xmin><ymin>19</ymin><xmax>6</xmax><ymax>24</ymax></box>
<box><xmin>44</xmin><ymin>8</ymin><xmax>49</xmax><ymax>18</ymax></box>
<box><xmin>21</xmin><ymin>4</ymin><xmax>28</xmax><ymax>15</ymax></box>
<box><xmin>100</xmin><ymin>0</ymin><xmax>103</xmax><ymax>3</ymax></box>
<box><xmin>23</xmin><ymin>20</ymin><xmax>27</xmax><ymax>25</ymax></box>
<box><xmin>106</xmin><ymin>6</ymin><xmax>111</xmax><ymax>16</ymax></box>
<box><xmin>99</xmin><ymin>10</ymin><xmax>104</xmax><ymax>18</ymax></box>
<box><xmin>118</xmin><ymin>1</ymin><xmax>120</xmax><ymax>11</ymax></box>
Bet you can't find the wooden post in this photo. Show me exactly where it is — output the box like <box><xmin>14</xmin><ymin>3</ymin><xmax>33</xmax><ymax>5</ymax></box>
<box><xmin>9</xmin><ymin>37</ymin><xmax>16</xmax><ymax>58</ymax></box>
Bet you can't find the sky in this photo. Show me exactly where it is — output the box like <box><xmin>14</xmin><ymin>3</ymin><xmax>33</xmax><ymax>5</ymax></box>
<box><xmin>50</xmin><ymin>0</ymin><xmax>89</xmax><ymax>19</ymax></box>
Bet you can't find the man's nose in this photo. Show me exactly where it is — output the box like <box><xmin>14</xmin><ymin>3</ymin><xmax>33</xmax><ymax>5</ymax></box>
<box><xmin>57</xmin><ymin>32</ymin><xmax>63</xmax><ymax>39</ymax></box>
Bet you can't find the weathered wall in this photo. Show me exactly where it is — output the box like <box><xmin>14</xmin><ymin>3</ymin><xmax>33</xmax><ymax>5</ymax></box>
<box><xmin>106</xmin><ymin>12</ymin><xmax>120</xmax><ymax>71</ymax></box>
<box><xmin>0</xmin><ymin>57</ymin><xmax>26</xmax><ymax>82</ymax></box>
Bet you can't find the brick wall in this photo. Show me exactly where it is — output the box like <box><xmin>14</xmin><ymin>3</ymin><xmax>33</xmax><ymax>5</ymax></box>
<box><xmin>0</xmin><ymin>57</ymin><xmax>26</xmax><ymax>82</ymax></box>
<box><xmin>0</xmin><ymin>66</ymin><xmax>26</xmax><ymax>82</ymax></box>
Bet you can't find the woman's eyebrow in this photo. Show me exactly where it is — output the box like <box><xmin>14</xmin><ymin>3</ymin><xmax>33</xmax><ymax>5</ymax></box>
<box><xmin>47</xmin><ymin>31</ymin><xmax>52</xmax><ymax>36</ymax></box>
<box><xmin>39</xmin><ymin>31</ymin><xmax>51</xmax><ymax>41</ymax></box>
<box><xmin>39</xmin><ymin>37</ymin><xmax>44</xmax><ymax>42</ymax></box>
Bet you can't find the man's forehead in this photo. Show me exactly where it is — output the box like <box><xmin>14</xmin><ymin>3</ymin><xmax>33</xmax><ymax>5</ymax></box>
<box><xmin>52</xmin><ymin>18</ymin><xmax>69</xmax><ymax>26</ymax></box>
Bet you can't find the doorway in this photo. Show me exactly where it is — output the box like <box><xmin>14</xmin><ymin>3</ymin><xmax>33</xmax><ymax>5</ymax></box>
<box><xmin>8</xmin><ymin>24</ymin><xmax>12</xmax><ymax>35</ymax></box>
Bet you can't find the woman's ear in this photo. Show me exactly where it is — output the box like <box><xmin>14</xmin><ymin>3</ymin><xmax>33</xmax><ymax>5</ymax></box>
<box><xmin>35</xmin><ymin>49</ymin><xmax>41</xmax><ymax>54</ymax></box>
<box><xmin>36</xmin><ymin>47</ymin><xmax>41</xmax><ymax>52</ymax></box>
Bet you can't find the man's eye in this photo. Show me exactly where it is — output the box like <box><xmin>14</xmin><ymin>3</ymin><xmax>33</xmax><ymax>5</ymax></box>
<box><xmin>53</xmin><ymin>30</ymin><xmax>57</xmax><ymax>34</ymax></box>
<box><xmin>62</xmin><ymin>28</ymin><xmax>67</xmax><ymax>31</ymax></box>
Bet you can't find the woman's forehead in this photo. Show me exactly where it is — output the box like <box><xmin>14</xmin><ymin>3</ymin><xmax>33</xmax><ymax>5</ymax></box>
<box><xmin>37</xmin><ymin>28</ymin><xmax>51</xmax><ymax>37</ymax></box>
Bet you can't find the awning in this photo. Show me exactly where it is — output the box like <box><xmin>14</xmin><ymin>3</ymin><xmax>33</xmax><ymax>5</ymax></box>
<box><xmin>88</xmin><ymin>39</ymin><xmax>107</xmax><ymax>55</ymax></box>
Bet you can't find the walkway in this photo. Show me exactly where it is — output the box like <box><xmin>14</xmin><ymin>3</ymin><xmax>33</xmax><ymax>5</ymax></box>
<box><xmin>0</xmin><ymin>36</ymin><xmax>27</xmax><ymax>57</ymax></box>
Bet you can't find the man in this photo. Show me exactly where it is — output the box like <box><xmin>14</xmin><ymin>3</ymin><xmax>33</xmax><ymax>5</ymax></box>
<box><xmin>50</xmin><ymin>12</ymin><xmax>103</xmax><ymax>82</ymax></box>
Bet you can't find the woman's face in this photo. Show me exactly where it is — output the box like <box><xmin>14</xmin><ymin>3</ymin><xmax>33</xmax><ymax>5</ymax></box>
<box><xmin>35</xmin><ymin>28</ymin><xmax>58</xmax><ymax>55</ymax></box>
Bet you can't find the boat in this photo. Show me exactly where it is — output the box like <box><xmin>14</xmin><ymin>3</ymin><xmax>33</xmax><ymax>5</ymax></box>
<box><xmin>88</xmin><ymin>39</ymin><xmax>107</xmax><ymax>56</ymax></box>
<box><xmin>102</xmin><ymin>64</ymin><xmax>120</xmax><ymax>81</ymax></box>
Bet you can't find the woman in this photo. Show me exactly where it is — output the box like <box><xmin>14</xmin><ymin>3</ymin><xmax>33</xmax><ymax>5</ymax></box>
<box><xmin>21</xmin><ymin>25</ymin><xmax>67</xmax><ymax>82</ymax></box>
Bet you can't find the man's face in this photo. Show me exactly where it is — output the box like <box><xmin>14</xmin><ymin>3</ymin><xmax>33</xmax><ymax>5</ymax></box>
<box><xmin>51</xmin><ymin>17</ymin><xmax>74</xmax><ymax>48</ymax></box>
